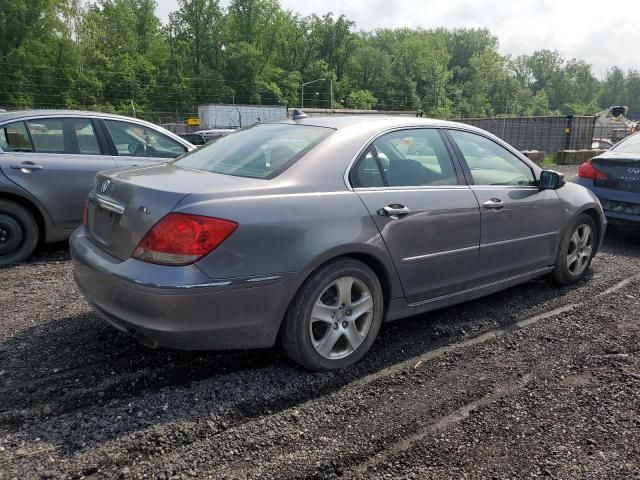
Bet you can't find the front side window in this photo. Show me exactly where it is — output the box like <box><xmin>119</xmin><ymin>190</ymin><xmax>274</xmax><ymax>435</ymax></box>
<box><xmin>351</xmin><ymin>128</ymin><xmax>460</xmax><ymax>188</ymax></box>
<box><xmin>174</xmin><ymin>123</ymin><xmax>333</xmax><ymax>179</ymax></box>
<box><xmin>448</xmin><ymin>130</ymin><xmax>535</xmax><ymax>186</ymax></box>
<box><xmin>28</xmin><ymin>119</ymin><xmax>65</xmax><ymax>153</ymax></box>
<box><xmin>104</xmin><ymin>120</ymin><xmax>187</xmax><ymax>158</ymax></box>
<box><xmin>0</xmin><ymin>121</ymin><xmax>33</xmax><ymax>152</ymax></box>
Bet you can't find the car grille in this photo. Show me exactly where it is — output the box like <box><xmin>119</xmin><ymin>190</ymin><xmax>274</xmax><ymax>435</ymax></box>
<box><xmin>601</xmin><ymin>199</ymin><xmax>640</xmax><ymax>216</ymax></box>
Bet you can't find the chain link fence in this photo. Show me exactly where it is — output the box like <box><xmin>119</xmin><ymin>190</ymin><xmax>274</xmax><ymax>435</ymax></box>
<box><xmin>455</xmin><ymin>115</ymin><xmax>597</xmax><ymax>152</ymax></box>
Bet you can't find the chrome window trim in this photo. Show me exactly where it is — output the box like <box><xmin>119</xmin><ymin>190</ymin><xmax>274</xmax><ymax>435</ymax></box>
<box><xmin>471</xmin><ymin>185</ymin><xmax>540</xmax><ymax>190</ymax></box>
<box><xmin>0</xmin><ymin>113</ymin><xmax>193</xmax><ymax>152</ymax></box>
<box><xmin>354</xmin><ymin>185</ymin><xmax>471</xmax><ymax>193</ymax></box>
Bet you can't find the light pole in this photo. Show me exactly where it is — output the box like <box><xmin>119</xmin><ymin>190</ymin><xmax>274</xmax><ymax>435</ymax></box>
<box><xmin>301</xmin><ymin>78</ymin><xmax>325</xmax><ymax>108</ymax></box>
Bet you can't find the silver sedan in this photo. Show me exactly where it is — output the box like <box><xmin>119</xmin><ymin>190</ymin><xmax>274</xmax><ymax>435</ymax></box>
<box><xmin>71</xmin><ymin>115</ymin><xmax>606</xmax><ymax>370</ymax></box>
<box><xmin>0</xmin><ymin>110</ymin><xmax>194</xmax><ymax>267</ymax></box>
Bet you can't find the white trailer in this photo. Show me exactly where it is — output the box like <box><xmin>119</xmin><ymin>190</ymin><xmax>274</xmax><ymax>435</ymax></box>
<box><xmin>198</xmin><ymin>104</ymin><xmax>287</xmax><ymax>129</ymax></box>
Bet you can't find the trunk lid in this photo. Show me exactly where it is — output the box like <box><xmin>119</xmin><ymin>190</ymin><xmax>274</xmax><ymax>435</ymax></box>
<box><xmin>87</xmin><ymin>163</ymin><xmax>262</xmax><ymax>260</ymax></box>
<box><xmin>591</xmin><ymin>151</ymin><xmax>640</xmax><ymax>193</ymax></box>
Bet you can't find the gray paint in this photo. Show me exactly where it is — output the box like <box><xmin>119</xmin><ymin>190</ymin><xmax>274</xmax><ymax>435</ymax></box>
<box><xmin>71</xmin><ymin>115</ymin><xmax>606</xmax><ymax>351</ymax></box>
<box><xmin>0</xmin><ymin>110</ymin><xmax>194</xmax><ymax>243</ymax></box>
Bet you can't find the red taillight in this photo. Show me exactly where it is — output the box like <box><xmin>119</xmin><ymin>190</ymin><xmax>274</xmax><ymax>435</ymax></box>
<box><xmin>577</xmin><ymin>160</ymin><xmax>607</xmax><ymax>180</ymax></box>
<box><xmin>133</xmin><ymin>213</ymin><xmax>238</xmax><ymax>266</ymax></box>
<box><xmin>82</xmin><ymin>197</ymin><xmax>89</xmax><ymax>225</ymax></box>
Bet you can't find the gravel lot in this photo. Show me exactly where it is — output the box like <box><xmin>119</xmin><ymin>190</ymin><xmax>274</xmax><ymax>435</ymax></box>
<box><xmin>1</xmin><ymin>229</ymin><xmax>639</xmax><ymax>479</ymax></box>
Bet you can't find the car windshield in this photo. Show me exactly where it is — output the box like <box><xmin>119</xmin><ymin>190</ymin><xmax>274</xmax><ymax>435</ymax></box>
<box><xmin>173</xmin><ymin>123</ymin><xmax>333</xmax><ymax>179</ymax></box>
<box><xmin>612</xmin><ymin>133</ymin><xmax>640</xmax><ymax>153</ymax></box>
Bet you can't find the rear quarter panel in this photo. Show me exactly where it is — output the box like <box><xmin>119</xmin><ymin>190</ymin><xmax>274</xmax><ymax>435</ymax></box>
<box><xmin>0</xmin><ymin>165</ymin><xmax>67</xmax><ymax>243</ymax></box>
<box><xmin>180</xmin><ymin>190</ymin><xmax>405</xmax><ymax>303</ymax></box>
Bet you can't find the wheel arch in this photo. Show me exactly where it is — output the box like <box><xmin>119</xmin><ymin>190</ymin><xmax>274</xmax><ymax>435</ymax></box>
<box><xmin>577</xmin><ymin>206</ymin><xmax>605</xmax><ymax>254</ymax></box>
<box><xmin>284</xmin><ymin>247</ymin><xmax>402</xmax><ymax>329</ymax></box>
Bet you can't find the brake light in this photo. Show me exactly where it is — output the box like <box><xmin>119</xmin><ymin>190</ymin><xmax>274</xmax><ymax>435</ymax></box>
<box><xmin>577</xmin><ymin>160</ymin><xmax>607</xmax><ymax>180</ymax></box>
<box><xmin>82</xmin><ymin>197</ymin><xmax>89</xmax><ymax>225</ymax></box>
<box><xmin>133</xmin><ymin>213</ymin><xmax>238</xmax><ymax>266</ymax></box>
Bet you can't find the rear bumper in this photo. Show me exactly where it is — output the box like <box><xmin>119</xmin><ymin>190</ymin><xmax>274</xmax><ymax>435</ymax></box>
<box><xmin>574</xmin><ymin>178</ymin><xmax>640</xmax><ymax>224</ymax></box>
<box><xmin>70</xmin><ymin>227</ymin><xmax>296</xmax><ymax>350</ymax></box>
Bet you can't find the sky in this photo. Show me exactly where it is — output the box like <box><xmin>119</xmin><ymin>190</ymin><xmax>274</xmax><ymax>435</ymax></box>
<box><xmin>154</xmin><ymin>0</ymin><xmax>640</xmax><ymax>77</ymax></box>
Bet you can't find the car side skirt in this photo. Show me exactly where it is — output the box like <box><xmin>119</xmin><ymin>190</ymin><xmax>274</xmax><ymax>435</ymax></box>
<box><xmin>385</xmin><ymin>266</ymin><xmax>555</xmax><ymax>322</ymax></box>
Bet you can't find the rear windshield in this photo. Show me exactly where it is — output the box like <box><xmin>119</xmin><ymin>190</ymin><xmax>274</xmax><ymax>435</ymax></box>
<box><xmin>173</xmin><ymin>123</ymin><xmax>333</xmax><ymax>179</ymax></box>
<box><xmin>612</xmin><ymin>133</ymin><xmax>640</xmax><ymax>153</ymax></box>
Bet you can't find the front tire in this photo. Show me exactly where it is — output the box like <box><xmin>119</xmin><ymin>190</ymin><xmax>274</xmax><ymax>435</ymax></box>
<box><xmin>0</xmin><ymin>200</ymin><xmax>39</xmax><ymax>268</ymax></box>
<box><xmin>550</xmin><ymin>213</ymin><xmax>596</xmax><ymax>285</ymax></box>
<box><xmin>281</xmin><ymin>258</ymin><xmax>384</xmax><ymax>371</ymax></box>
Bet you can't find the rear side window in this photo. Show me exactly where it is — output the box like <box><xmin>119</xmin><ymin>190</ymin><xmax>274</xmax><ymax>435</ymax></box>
<box><xmin>351</xmin><ymin>128</ymin><xmax>460</xmax><ymax>188</ymax></box>
<box><xmin>73</xmin><ymin>119</ymin><xmax>101</xmax><ymax>155</ymax></box>
<box><xmin>0</xmin><ymin>121</ymin><xmax>33</xmax><ymax>152</ymax></box>
<box><xmin>28</xmin><ymin>119</ymin><xmax>65</xmax><ymax>153</ymax></box>
<box><xmin>104</xmin><ymin>120</ymin><xmax>187</xmax><ymax>158</ymax></box>
<box><xmin>174</xmin><ymin>123</ymin><xmax>333</xmax><ymax>179</ymax></box>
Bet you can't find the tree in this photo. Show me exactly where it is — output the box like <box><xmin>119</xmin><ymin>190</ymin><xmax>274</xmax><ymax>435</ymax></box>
<box><xmin>346</xmin><ymin>89</ymin><xmax>377</xmax><ymax>109</ymax></box>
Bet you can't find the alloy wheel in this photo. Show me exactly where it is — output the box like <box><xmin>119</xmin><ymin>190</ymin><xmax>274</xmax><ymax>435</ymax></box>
<box><xmin>566</xmin><ymin>224</ymin><xmax>593</xmax><ymax>276</ymax></box>
<box><xmin>309</xmin><ymin>276</ymin><xmax>374</xmax><ymax>360</ymax></box>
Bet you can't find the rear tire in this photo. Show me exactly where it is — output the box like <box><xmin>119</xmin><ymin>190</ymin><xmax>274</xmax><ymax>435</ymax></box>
<box><xmin>281</xmin><ymin>258</ymin><xmax>384</xmax><ymax>371</ymax></box>
<box><xmin>550</xmin><ymin>213</ymin><xmax>596</xmax><ymax>285</ymax></box>
<box><xmin>0</xmin><ymin>200</ymin><xmax>39</xmax><ymax>268</ymax></box>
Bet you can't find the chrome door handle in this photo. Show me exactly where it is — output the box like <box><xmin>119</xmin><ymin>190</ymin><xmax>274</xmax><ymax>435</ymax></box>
<box><xmin>377</xmin><ymin>204</ymin><xmax>411</xmax><ymax>219</ymax></box>
<box><xmin>483</xmin><ymin>198</ymin><xmax>504</xmax><ymax>210</ymax></box>
<box><xmin>11</xmin><ymin>162</ymin><xmax>44</xmax><ymax>171</ymax></box>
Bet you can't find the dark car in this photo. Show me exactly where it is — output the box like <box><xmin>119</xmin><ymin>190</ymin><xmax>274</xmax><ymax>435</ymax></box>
<box><xmin>576</xmin><ymin>132</ymin><xmax>640</xmax><ymax>226</ymax></box>
<box><xmin>179</xmin><ymin>133</ymin><xmax>207</xmax><ymax>146</ymax></box>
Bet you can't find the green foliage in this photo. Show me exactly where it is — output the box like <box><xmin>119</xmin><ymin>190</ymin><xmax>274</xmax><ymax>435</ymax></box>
<box><xmin>346</xmin><ymin>89</ymin><xmax>377</xmax><ymax>109</ymax></box>
<box><xmin>0</xmin><ymin>0</ymin><xmax>637</xmax><ymax>119</ymax></box>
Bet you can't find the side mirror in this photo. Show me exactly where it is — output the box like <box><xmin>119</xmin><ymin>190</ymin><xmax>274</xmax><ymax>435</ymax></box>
<box><xmin>539</xmin><ymin>170</ymin><xmax>566</xmax><ymax>190</ymax></box>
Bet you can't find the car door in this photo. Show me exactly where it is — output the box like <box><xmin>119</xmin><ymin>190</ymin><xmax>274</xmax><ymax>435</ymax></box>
<box><xmin>445</xmin><ymin>129</ymin><xmax>563</xmax><ymax>283</ymax></box>
<box><xmin>0</xmin><ymin>117</ymin><xmax>116</xmax><ymax>230</ymax></box>
<box><xmin>100</xmin><ymin>119</ymin><xmax>188</xmax><ymax>168</ymax></box>
<box><xmin>351</xmin><ymin>128</ymin><xmax>481</xmax><ymax>305</ymax></box>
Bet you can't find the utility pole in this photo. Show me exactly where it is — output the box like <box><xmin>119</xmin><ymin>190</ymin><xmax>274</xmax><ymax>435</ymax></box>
<box><xmin>330</xmin><ymin>79</ymin><xmax>334</xmax><ymax>108</ymax></box>
<box><xmin>301</xmin><ymin>78</ymin><xmax>326</xmax><ymax>108</ymax></box>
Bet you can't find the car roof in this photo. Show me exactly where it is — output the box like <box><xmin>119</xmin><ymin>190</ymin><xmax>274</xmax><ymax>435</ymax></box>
<box><xmin>0</xmin><ymin>109</ymin><xmax>159</xmax><ymax>125</ymax></box>
<box><xmin>280</xmin><ymin>115</ymin><xmax>471</xmax><ymax>131</ymax></box>
<box><xmin>0</xmin><ymin>110</ymin><xmax>195</xmax><ymax>149</ymax></box>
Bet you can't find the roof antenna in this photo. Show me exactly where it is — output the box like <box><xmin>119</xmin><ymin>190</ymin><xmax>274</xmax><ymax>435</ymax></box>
<box><xmin>292</xmin><ymin>108</ymin><xmax>308</xmax><ymax>120</ymax></box>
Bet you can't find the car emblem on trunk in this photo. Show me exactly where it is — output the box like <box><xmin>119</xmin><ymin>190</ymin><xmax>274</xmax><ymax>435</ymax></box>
<box><xmin>138</xmin><ymin>206</ymin><xmax>150</xmax><ymax>215</ymax></box>
<box><xmin>629</xmin><ymin>168</ymin><xmax>640</xmax><ymax>174</ymax></box>
<box><xmin>99</xmin><ymin>179</ymin><xmax>112</xmax><ymax>193</ymax></box>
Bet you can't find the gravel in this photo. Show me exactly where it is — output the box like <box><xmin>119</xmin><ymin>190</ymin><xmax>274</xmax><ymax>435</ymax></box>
<box><xmin>0</xmin><ymin>231</ymin><xmax>639</xmax><ymax>479</ymax></box>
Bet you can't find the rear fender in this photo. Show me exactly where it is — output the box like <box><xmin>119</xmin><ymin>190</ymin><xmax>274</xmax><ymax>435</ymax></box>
<box><xmin>0</xmin><ymin>171</ymin><xmax>64</xmax><ymax>243</ymax></box>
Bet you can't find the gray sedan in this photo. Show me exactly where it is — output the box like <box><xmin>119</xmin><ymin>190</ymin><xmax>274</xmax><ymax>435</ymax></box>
<box><xmin>71</xmin><ymin>115</ymin><xmax>606</xmax><ymax>370</ymax></box>
<box><xmin>0</xmin><ymin>110</ymin><xmax>194</xmax><ymax>266</ymax></box>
